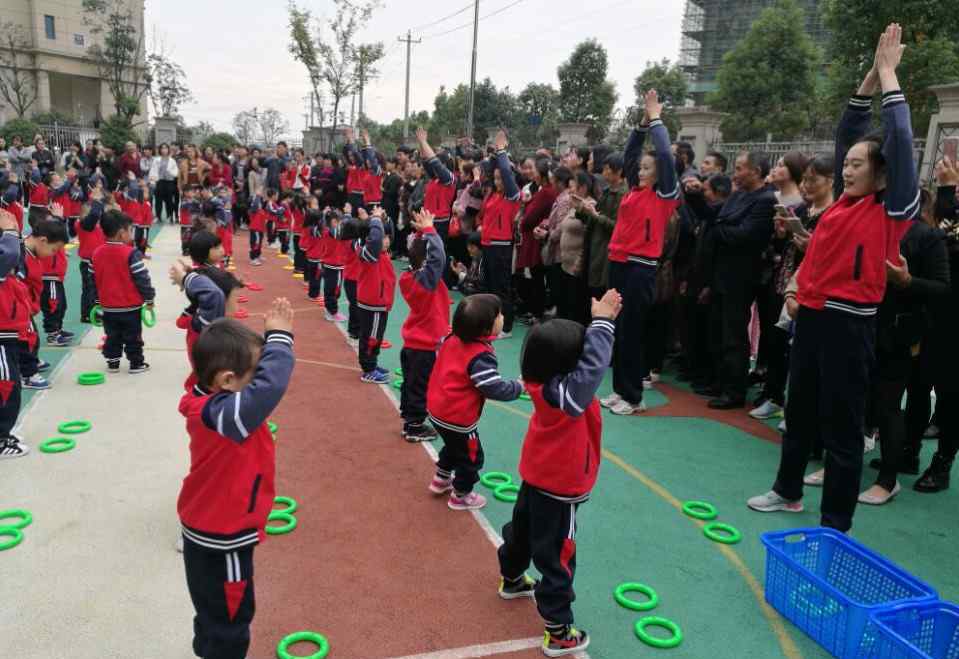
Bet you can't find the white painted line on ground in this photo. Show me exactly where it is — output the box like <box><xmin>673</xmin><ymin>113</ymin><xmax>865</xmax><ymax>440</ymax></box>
<box><xmin>383</xmin><ymin>636</ymin><xmax>542</xmax><ymax>659</ymax></box>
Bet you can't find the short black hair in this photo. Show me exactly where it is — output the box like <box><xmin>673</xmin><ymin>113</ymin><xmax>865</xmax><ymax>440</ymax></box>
<box><xmin>740</xmin><ymin>151</ymin><xmax>771</xmax><ymax>179</ymax></box>
<box><xmin>452</xmin><ymin>294</ymin><xmax>501</xmax><ymax>342</ymax></box>
<box><xmin>674</xmin><ymin>141</ymin><xmax>695</xmax><ymax>166</ymax></box>
<box><xmin>521</xmin><ymin>319</ymin><xmax>585</xmax><ymax>383</ymax></box>
<box><xmin>590</xmin><ymin>144</ymin><xmax>611</xmax><ymax>175</ymax></box>
<box><xmin>192</xmin><ymin>319</ymin><xmax>264</xmax><ymax>389</ymax></box>
<box><xmin>409</xmin><ymin>234</ymin><xmax>428</xmax><ymax>270</ymax></box>
<box><xmin>101</xmin><ymin>209</ymin><xmax>133</xmax><ymax>238</ymax></box>
<box><xmin>466</xmin><ymin>231</ymin><xmax>482</xmax><ymax>248</ymax></box>
<box><xmin>705</xmin><ymin>151</ymin><xmax>728</xmax><ymax>173</ymax></box>
<box><xmin>604</xmin><ymin>152</ymin><xmax>624</xmax><ymax>175</ymax></box>
<box><xmin>32</xmin><ymin>218</ymin><xmax>69</xmax><ymax>244</ymax></box>
<box><xmin>189</xmin><ymin>230</ymin><xmax>223</xmax><ymax>264</ymax></box>
<box><xmin>705</xmin><ymin>173</ymin><xmax>732</xmax><ymax>199</ymax></box>
<box><xmin>197</xmin><ymin>264</ymin><xmax>245</xmax><ymax>297</ymax></box>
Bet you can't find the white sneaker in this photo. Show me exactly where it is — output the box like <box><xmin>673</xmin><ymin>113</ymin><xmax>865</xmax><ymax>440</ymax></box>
<box><xmin>803</xmin><ymin>469</ymin><xmax>824</xmax><ymax>487</ymax></box>
<box><xmin>175</xmin><ymin>534</ymin><xmax>184</xmax><ymax>553</ymax></box>
<box><xmin>858</xmin><ymin>482</ymin><xmax>901</xmax><ymax>505</ymax></box>
<box><xmin>642</xmin><ymin>377</ymin><xmax>654</xmax><ymax>390</ymax></box>
<box><xmin>863</xmin><ymin>433</ymin><xmax>876</xmax><ymax>454</ymax></box>
<box><xmin>648</xmin><ymin>371</ymin><xmax>660</xmax><ymax>383</ymax></box>
<box><xmin>750</xmin><ymin>400</ymin><xmax>784</xmax><ymax>420</ymax></box>
<box><xmin>747</xmin><ymin>490</ymin><xmax>804</xmax><ymax>513</ymax></box>
<box><xmin>609</xmin><ymin>400</ymin><xmax>646</xmax><ymax>416</ymax></box>
<box><xmin>777</xmin><ymin>419</ymin><xmax>787</xmax><ymax>433</ymax></box>
<box><xmin>600</xmin><ymin>393</ymin><xmax>623</xmax><ymax>409</ymax></box>
<box><xmin>0</xmin><ymin>435</ymin><xmax>29</xmax><ymax>459</ymax></box>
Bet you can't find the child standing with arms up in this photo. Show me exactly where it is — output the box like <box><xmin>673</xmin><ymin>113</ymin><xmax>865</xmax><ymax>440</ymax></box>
<box><xmin>177</xmin><ymin>300</ymin><xmax>295</xmax><ymax>659</ymax></box>
<box><xmin>398</xmin><ymin>209</ymin><xmax>449</xmax><ymax>442</ymax></box>
<box><xmin>497</xmin><ymin>289</ymin><xmax>621</xmax><ymax>657</ymax></box>
<box><xmin>427</xmin><ymin>294</ymin><xmax>523</xmax><ymax>510</ymax></box>
<box><xmin>355</xmin><ymin>206</ymin><xmax>395</xmax><ymax>383</ymax></box>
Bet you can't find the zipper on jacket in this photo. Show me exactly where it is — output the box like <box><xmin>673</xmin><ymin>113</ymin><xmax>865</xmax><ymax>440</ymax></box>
<box><xmin>853</xmin><ymin>244</ymin><xmax>863</xmax><ymax>280</ymax></box>
<box><xmin>585</xmin><ymin>447</ymin><xmax>590</xmax><ymax>474</ymax></box>
<box><xmin>645</xmin><ymin>218</ymin><xmax>651</xmax><ymax>242</ymax></box>
<box><xmin>246</xmin><ymin>474</ymin><xmax>262</xmax><ymax>513</ymax></box>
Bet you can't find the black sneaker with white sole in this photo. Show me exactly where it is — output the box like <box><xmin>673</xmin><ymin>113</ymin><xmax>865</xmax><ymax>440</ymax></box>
<box><xmin>0</xmin><ymin>435</ymin><xmax>29</xmax><ymax>459</ymax></box>
<box><xmin>129</xmin><ymin>362</ymin><xmax>151</xmax><ymax>375</ymax></box>
<box><xmin>499</xmin><ymin>574</ymin><xmax>538</xmax><ymax>600</ymax></box>
<box><xmin>107</xmin><ymin>359</ymin><xmax>121</xmax><ymax>373</ymax></box>
<box><xmin>403</xmin><ymin>422</ymin><xmax>437</xmax><ymax>442</ymax></box>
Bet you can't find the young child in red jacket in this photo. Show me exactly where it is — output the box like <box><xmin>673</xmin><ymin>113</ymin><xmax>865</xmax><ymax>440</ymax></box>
<box><xmin>426</xmin><ymin>294</ymin><xmax>522</xmax><ymax>510</ymax></box>
<box><xmin>177</xmin><ymin>299</ymin><xmax>294</xmax><ymax>659</ymax></box>
<box><xmin>398</xmin><ymin>209</ymin><xmax>449</xmax><ymax>441</ymax></box>
<box><xmin>355</xmin><ymin>206</ymin><xmax>395</xmax><ymax>383</ymax></box>
<box><xmin>495</xmin><ymin>289</ymin><xmax>621</xmax><ymax>658</ymax></box>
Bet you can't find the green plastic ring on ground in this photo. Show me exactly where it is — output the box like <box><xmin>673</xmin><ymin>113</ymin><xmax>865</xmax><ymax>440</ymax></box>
<box><xmin>77</xmin><ymin>372</ymin><xmax>106</xmax><ymax>386</ymax></box>
<box><xmin>39</xmin><ymin>437</ymin><xmax>76</xmax><ymax>453</ymax></box>
<box><xmin>274</xmin><ymin>496</ymin><xmax>298</xmax><ymax>515</ymax></box>
<box><xmin>634</xmin><ymin>616</ymin><xmax>683</xmax><ymax>649</ymax></box>
<box><xmin>493</xmin><ymin>483</ymin><xmax>520</xmax><ymax>503</ymax></box>
<box><xmin>613</xmin><ymin>582</ymin><xmax>659</xmax><ymax>611</ymax></box>
<box><xmin>682</xmin><ymin>500</ymin><xmax>718</xmax><ymax>521</ymax></box>
<box><xmin>394</xmin><ymin>367</ymin><xmax>403</xmax><ymax>376</ymax></box>
<box><xmin>703</xmin><ymin>522</ymin><xmax>742</xmax><ymax>545</ymax></box>
<box><xmin>0</xmin><ymin>527</ymin><xmax>24</xmax><ymax>551</ymax></box>
<box><xmin>276</xmin><ymin>631</ymin><xmax>329</xmax><ymax>659</ymax></box>
<box><xmin>268</xmin><ymin>421</ymin><xmax>278</xmax><ymax>434</ymax></box>
<box><xmin>90</xmin><ymin>305</ymin><xmax>103</xmax><ymax>327</ymax></box>
<box><xmin>266</xmin><ymin>511</ymin><xmax>297</xmax><ymax>535</ymax></box>
<box><xmin>57</xmin><ymin>420</ymin><xmax>92</xmax><ymax>434</ymax></box>
<box><xmin>519</xmin><ymin>392</ymin><xmax>531</xmax><ymax>401</ymax></box>
<box><xmin>141</xmin><ymin>306</ymin><xmax>157</xmax><ymax>328</ymax></box>
<box><xmin>0</xmin><ymin>509</ymin><xmax>32</xmax><ymax>530</ymax></box>
<box><xmin>479</xmin><ymin>471</ymin><xmax>513</xmax><ymax>489</ymax></box>
<box><xmin>393</xmin><ymin>378</ymin><xmax>403</xmax><ymax>390</ymax></box>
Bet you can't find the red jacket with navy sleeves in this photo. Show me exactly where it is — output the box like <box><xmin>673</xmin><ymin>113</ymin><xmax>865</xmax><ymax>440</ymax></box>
<box><xmin>399</xmin><ymin>227</ymin><xmax>450</xmax><ymax>351</ymax></box>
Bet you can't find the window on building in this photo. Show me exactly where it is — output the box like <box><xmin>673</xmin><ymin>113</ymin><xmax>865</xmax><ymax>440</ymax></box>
<box><xmin>44</xmin><ymin>15</ymin><xmax>55</xmax><ymax>40</ymax></box>
<box><xmin>74</xmin><ymin>34</ymin><xmax>84</xmax><ymax>46</ymax></box>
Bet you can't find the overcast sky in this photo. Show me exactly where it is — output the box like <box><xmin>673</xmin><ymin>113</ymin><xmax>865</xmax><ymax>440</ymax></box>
<box><xmin>144</xmin><ymin>0</ymin><xmax>684</xmax><ymax>138</ymax></box>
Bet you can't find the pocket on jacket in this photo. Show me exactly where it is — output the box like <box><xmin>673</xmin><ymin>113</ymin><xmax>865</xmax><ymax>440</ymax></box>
<box><xmin>852</xmin><ymin>244</ymin><xmax>863</xmax><ymax>280</ymax></box>
<box><xmin>246</xmin><ymin>474</ymin><xmax>262</xmax><ymax>514</ymax></box>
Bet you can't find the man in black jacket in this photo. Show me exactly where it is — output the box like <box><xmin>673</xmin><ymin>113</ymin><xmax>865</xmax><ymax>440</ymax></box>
<box><xmin>692</xmin><ymin>152</ymin><xmax>776</xmax><ymax>409</ymax></box>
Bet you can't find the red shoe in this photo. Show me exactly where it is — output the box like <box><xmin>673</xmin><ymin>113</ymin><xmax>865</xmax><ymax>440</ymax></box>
<box><xmin>237</xmin><ymin>295</ymin><xmax>249</xmax><ymax>304</ymax></box>
<box><xmin>381</xmin><ymin>339</ymin><xmax>392</xmax><ymax>349</ymax></box>
<box><xmin>246</xmin><ymin>282</ymin><xmax>264</xmax><ymax>292</ymax></box>
<box><xmin>233</xmin><ymin>309</ymin><xmax>250</xmax><ymax>319</ymax></box>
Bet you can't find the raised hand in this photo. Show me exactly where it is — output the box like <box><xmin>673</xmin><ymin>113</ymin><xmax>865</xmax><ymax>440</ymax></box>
<box><xmin>264</xmin><ymin>297</ymin><xmax>294</xmax><ymax>334</ymax></box>
<box><xmin>415</xmin><ymin>127</ymin><xmax>428</xmax><ymax>144</ymax></box>
<box><xmin>49</xmin><ymin>202</ymin><xmax>64</xmax><ymax>219</ymax></box>
<box><xmin>361</xmin><ymin>128</ymin><xmax>371</xmax><ymax>146</ymax></box>
<box><xmin>493</xmin><ymin>129</ymin><xmax>508</xmax><ymax>152</ymax></box>
<box><xmin>592</xmin><ymin>288</ymin><xmax>623</xmax><ymax>320</ymax></box>
<box><xmin>344</xmin><ymin>127</ymin><xmax>354</xmax><ymax>143</ymax></box>
<box><xmin>644</xmin><ymin>89</ymin><xmax>663</xmax><ymax>122</ymax></box>
<box><xmin>876</xmin><ymin>23</ymin><xmax>905</xmax><ymax>74</ymax></box>
<box><xmin>411</xmin><ymin>209</ymin><xmax>435</xmax><ymax>231</ymax></box>
<box><xmin>169</xmin><ymin>259</ymin><xmax>189</xmax><ymax>288</ymax></box>
<box><xmin>934</xmin><ymin>157</ymin><xmax>959</xmax><ymax>187</ymax></box>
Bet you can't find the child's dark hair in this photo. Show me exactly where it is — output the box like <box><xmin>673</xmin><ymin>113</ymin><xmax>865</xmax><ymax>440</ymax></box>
<box><xmin>303</xmin><ymin>209</ymin><xmax>323</xmax><ymax>228</ymax></box>
<box><xmin>409</xmin><ymin>234</ymin><xmax>427</xmax><ymax>270</ymax></box>
<box><xmin>189</xmin><ymin>230</ymin><xmax>222</xmax><ymax>264</ymax></box>
<box><xmin>198</xmin><ymin>265</ymin><xmax>245</xmax><ymax>297</ymax></box>
<box><xmin>466</xmin><ymin>231</ymin><xmax>482</xmax><ymax>248</ymax></box>
<box><xmin>192</xmin><ymin>319</ymin><xmax>264</xmax><ymax>389</ymax></box>
<box><xmin>520</xmin><ymin>319</ymin><xmax>585</xmax><ymax>383</ymax></box>
<box><xmin>33</xmin><ymin>218</ymin><xmax>69</xmax><ymax>244</ymax></box>
<box><xmin>101</xmin><ymin>209</ymin><xmax>133</xmax><ymax>238</ymax></box>
<box><xmin>452</xmin><ymin>294</ymin><xmax>501</xmax><ymax>342</ymax></box>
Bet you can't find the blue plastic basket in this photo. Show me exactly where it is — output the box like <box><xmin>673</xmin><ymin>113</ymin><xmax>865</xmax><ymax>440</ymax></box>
<box><xmin>861</xmin><ymin>601</ymin><xmax>959</xmax><ymax>658</ymax></box>
<box><xmin>761</xmin><ymin>528</ymin><xmax>937</xmax><ymax>658</ymax></box>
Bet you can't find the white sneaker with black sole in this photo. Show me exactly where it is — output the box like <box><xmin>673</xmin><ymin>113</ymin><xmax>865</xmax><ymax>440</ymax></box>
<box><xmin>0</xmin><ymin>435</ymin><xmax>29</xmax><ymax>459</ymax></box>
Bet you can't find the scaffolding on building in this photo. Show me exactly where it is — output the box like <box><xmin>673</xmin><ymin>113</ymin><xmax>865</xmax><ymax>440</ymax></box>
<box><xmin>680</xmin><ymin>0</ymin><xmax>829</xmax><ymax>103</ymax></box>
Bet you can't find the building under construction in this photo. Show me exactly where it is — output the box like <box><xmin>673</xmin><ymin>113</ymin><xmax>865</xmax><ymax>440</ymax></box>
<box><xmin>680</xmin><ymin>0</ymin><xmax>830</xmax><ymax>105</ymax></box>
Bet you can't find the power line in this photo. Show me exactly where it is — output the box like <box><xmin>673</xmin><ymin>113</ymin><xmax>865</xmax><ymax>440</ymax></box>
<box><xmin>408</xmin><ymin>1</ymin><xmax>475</xmax><ymax>33</ymax></box>
<box><xmin>420</xmin><ymin>0</ymin><xmax>527</xmax><ymax>41</ymax></box>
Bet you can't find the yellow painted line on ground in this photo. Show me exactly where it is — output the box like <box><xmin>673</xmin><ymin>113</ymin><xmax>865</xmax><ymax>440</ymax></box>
<box><xmin>489</xmin><ymin>400</ymin><xmax>802</xmax><ymax>659</ymax></box>
<box><xmin>296</xmin><ymin>357</ymin><xmax>361</xmax><ymax>372</ymax></box>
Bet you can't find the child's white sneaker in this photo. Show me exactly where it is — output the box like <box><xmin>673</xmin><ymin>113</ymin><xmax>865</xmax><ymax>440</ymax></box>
<box><xmin>448</xmin><ymin>491</ymin><xmax>486</xmax><ymax>511</ymax></box>
<box><xmin>600</xmin><ymin>392</ymin><xmax>622</xmax><ymax>409</ymax></box>
<box><xmin>0</xmin><ymin>435</ymin><xmax>29</xmax><ymax>459</ymax></box>
<box><xmin>609</xmin><ymin>400</ymin><xmax>646</xmax><ymax>415</ymax></box>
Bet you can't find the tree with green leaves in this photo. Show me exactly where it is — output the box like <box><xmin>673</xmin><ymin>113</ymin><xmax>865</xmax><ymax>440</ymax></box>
<box><xmin>203</xmin><ymin>132</ymin><xmax>237</xmax><ymax>153</ymax></box>
<box><xmin>557</xmin><ymin>39</ymin><xmax>617</xmax><ymax>142</ymax></box>
<box><xmin>354</xmin><ymin>42</ymin><xmax>385</xmax><ymax>121</ymax></box>
<box><xmin>515</xmin><ymin>82</ymin><xmax>560</xmax><ymax>147</ymax></box>
<box><xmin>822</xmin><ymin>0</ymin><xmax>959</xmax><ymax>136</ymax></box>
<box><xmin>708</xmin><ymin>0</ymin><xmax>822</xmax><ymax>142</ymax></box>
<box><xmin>82</xmin><ymin>0</ymin><xmax>150</xmax><ymax>123</ymax></box>
<box><xmin>288</xmin><ymin>3</ymin><xmax>324</xmax><ymax>129</ymax></box>
<box><xmin>0</xmin><ymin>21</ymin><xmax>37</xmax><ymax>118</ymax></box>
<box><xmin>431</xmin><ymin>79</ymin><xmax>518</xmax><ymax>143</ymax></box>
<box><xmin>634</xmin><ymin>59</ymin><xmax>688</xmax><ymax>136</ymax></box>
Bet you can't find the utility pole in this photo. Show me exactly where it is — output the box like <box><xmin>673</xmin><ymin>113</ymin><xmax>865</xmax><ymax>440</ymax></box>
<box><xmin>398</xmin><ymin>30</ymin><xmax>421</xmax><ymax>140</ymax></box>
<box><xmin>466</xmin><ymin>0</ymin><xmax>480</xmax><ymax>139</ymax></box>
<box><xmin>357</xmin><ymin>58</ymin><xmax>366</xmax><ymax>123</ymax></box>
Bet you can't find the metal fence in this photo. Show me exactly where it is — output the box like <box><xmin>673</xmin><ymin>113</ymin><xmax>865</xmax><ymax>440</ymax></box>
<box><xmin>712</xmin><ymin>139</ymin><xmax>929</xmax><ymax>180</ymax></box>
<box><xmin>36</xmin><ymin>123</ymin><xmax>100</xmax><ymax>153</ymax></box>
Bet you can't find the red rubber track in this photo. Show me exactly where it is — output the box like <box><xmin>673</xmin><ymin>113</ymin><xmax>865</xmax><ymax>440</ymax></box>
<box><xmin>227</xmin><ymin>246</ymin><xmax>545</xmax><ymax>658</ymax></box>
<box><xmin>647</xmin><ymin>383</ymin><xmax>783</xmax><ymax>444</ymax></box>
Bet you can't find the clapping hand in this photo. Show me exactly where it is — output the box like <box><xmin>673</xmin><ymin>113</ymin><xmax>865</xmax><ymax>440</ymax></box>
<box><xmin>493</xmin><ymin>129</ymin><xmax>508</xmax><ymax>152</ymax></box>
<box><xmin>411</xmin><ymin>209</ymin><xmax>435</xmax><ymax>232</ymax></box>
<box><xmin>591</xmin><ymin>288</ymin><xmax>623</xmax><ymax>320</ymax></box>
<box><xmin>264</xmin><ymin>297</ymin><xmax>294</xmax><ymax>334</ymax></box>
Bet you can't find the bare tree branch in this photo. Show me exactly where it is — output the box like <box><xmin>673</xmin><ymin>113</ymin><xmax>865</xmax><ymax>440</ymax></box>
<box><xmin>0</xmin><ymin>21</ymin><xmax>38</xmax><ymax>118</ymax></box>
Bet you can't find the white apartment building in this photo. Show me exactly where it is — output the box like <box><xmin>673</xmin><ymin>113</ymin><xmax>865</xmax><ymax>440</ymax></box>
<box><xmin>0</xmin><ymin>0</ymin><xmax>147</xmax><ymax>125</ymax></box>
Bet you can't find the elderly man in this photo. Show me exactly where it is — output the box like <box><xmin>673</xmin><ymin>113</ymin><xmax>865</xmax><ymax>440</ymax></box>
<box><xmin>116</xmin><ymin>141</ymin><xmax>141</xmax><ymax>180</ymax></box>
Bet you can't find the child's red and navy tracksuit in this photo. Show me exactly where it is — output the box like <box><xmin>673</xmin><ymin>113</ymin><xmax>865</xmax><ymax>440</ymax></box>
<box><xmin>343</xmin><ymin>226</ymin><xmax>362</xmax><ymax>340</ymax></box>
<box><xmin>0</xmin><ymin>231</ymin><xmax>33</xmax><ymax>438</ymax></box>
<box><xmin>497</xmin><ymin>317</ymin><xmax>614</xmax><ymax>628</ymax></box>
<box><xmin>19</xmin><ymin>244</ymin><xmax>45</xmax><ymax>381</ymax></box>
<box><xmin>479</xmin><ymin>150</ymin><xmax>522</xmax><ymax>333</ymax></box>
<box><xmin>77</xmin><ymin>201</ymin><xmax>106</xmax><ymax>323</ymax></box>
<box><xmin>427</xmin><ymin>335</ymin><xmax>522</xmax><ymax>494</ymax></box>
<box><xmin>398</xmin><ymin>227</ymin><xmax>449</xmax><ymax>431</ymax></box>
<box><xmin>179</xmin><ymin>198</ymin><xmax>201</xmax><ymax>256</ymax></box>
<box><xmin>772</xmin><ymin>91</ymin><xmax>920</xmax><ymax>532</ymax></box>
<box><xmin>90</xmin><ymin>240</ymin><xmax>155</xmax><ymax>368</ymax></box>
<box><xmin>607</xmin><ymin>120</ymin><xmax>681</xmax><ymax>406</ymax></box>
<box><xmin>322</xmin><ymin>225</ymin><xmax>351</xmax><ymax>313</ymax></box>
<box><xmin>356</xmin><ymin>217</ymin><xmax>396</xmax><ymax>373</ymax></box>
<box><xmin>177</xmin><ymin>329</ymin><xmax>294</xmax><ymax>659</ymax></box>
<box><xmin>177</xmin><ymin>268</ymin><xmax>227</xmax><ymax>391</ymax></box>
<box><xmin>422</xmin><ymin>156</ymin><xmax>456</xmax><ymax>241</ymax></box>
<box><xmin>40</xmin><ymin>247</ymin><xmax>68</xmax><ymax>337</ymax></box>
<box><xmin>117</xmin><ymin>181</ymin><xmax>152</xmax><ymax>255</ymax></box>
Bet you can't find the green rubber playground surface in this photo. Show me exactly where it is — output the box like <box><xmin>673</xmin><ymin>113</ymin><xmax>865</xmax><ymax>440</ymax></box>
<box><xmin>370</xmin><ymin>261</ymin><xmax>958</xmax><ymax>659</ymax></box>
